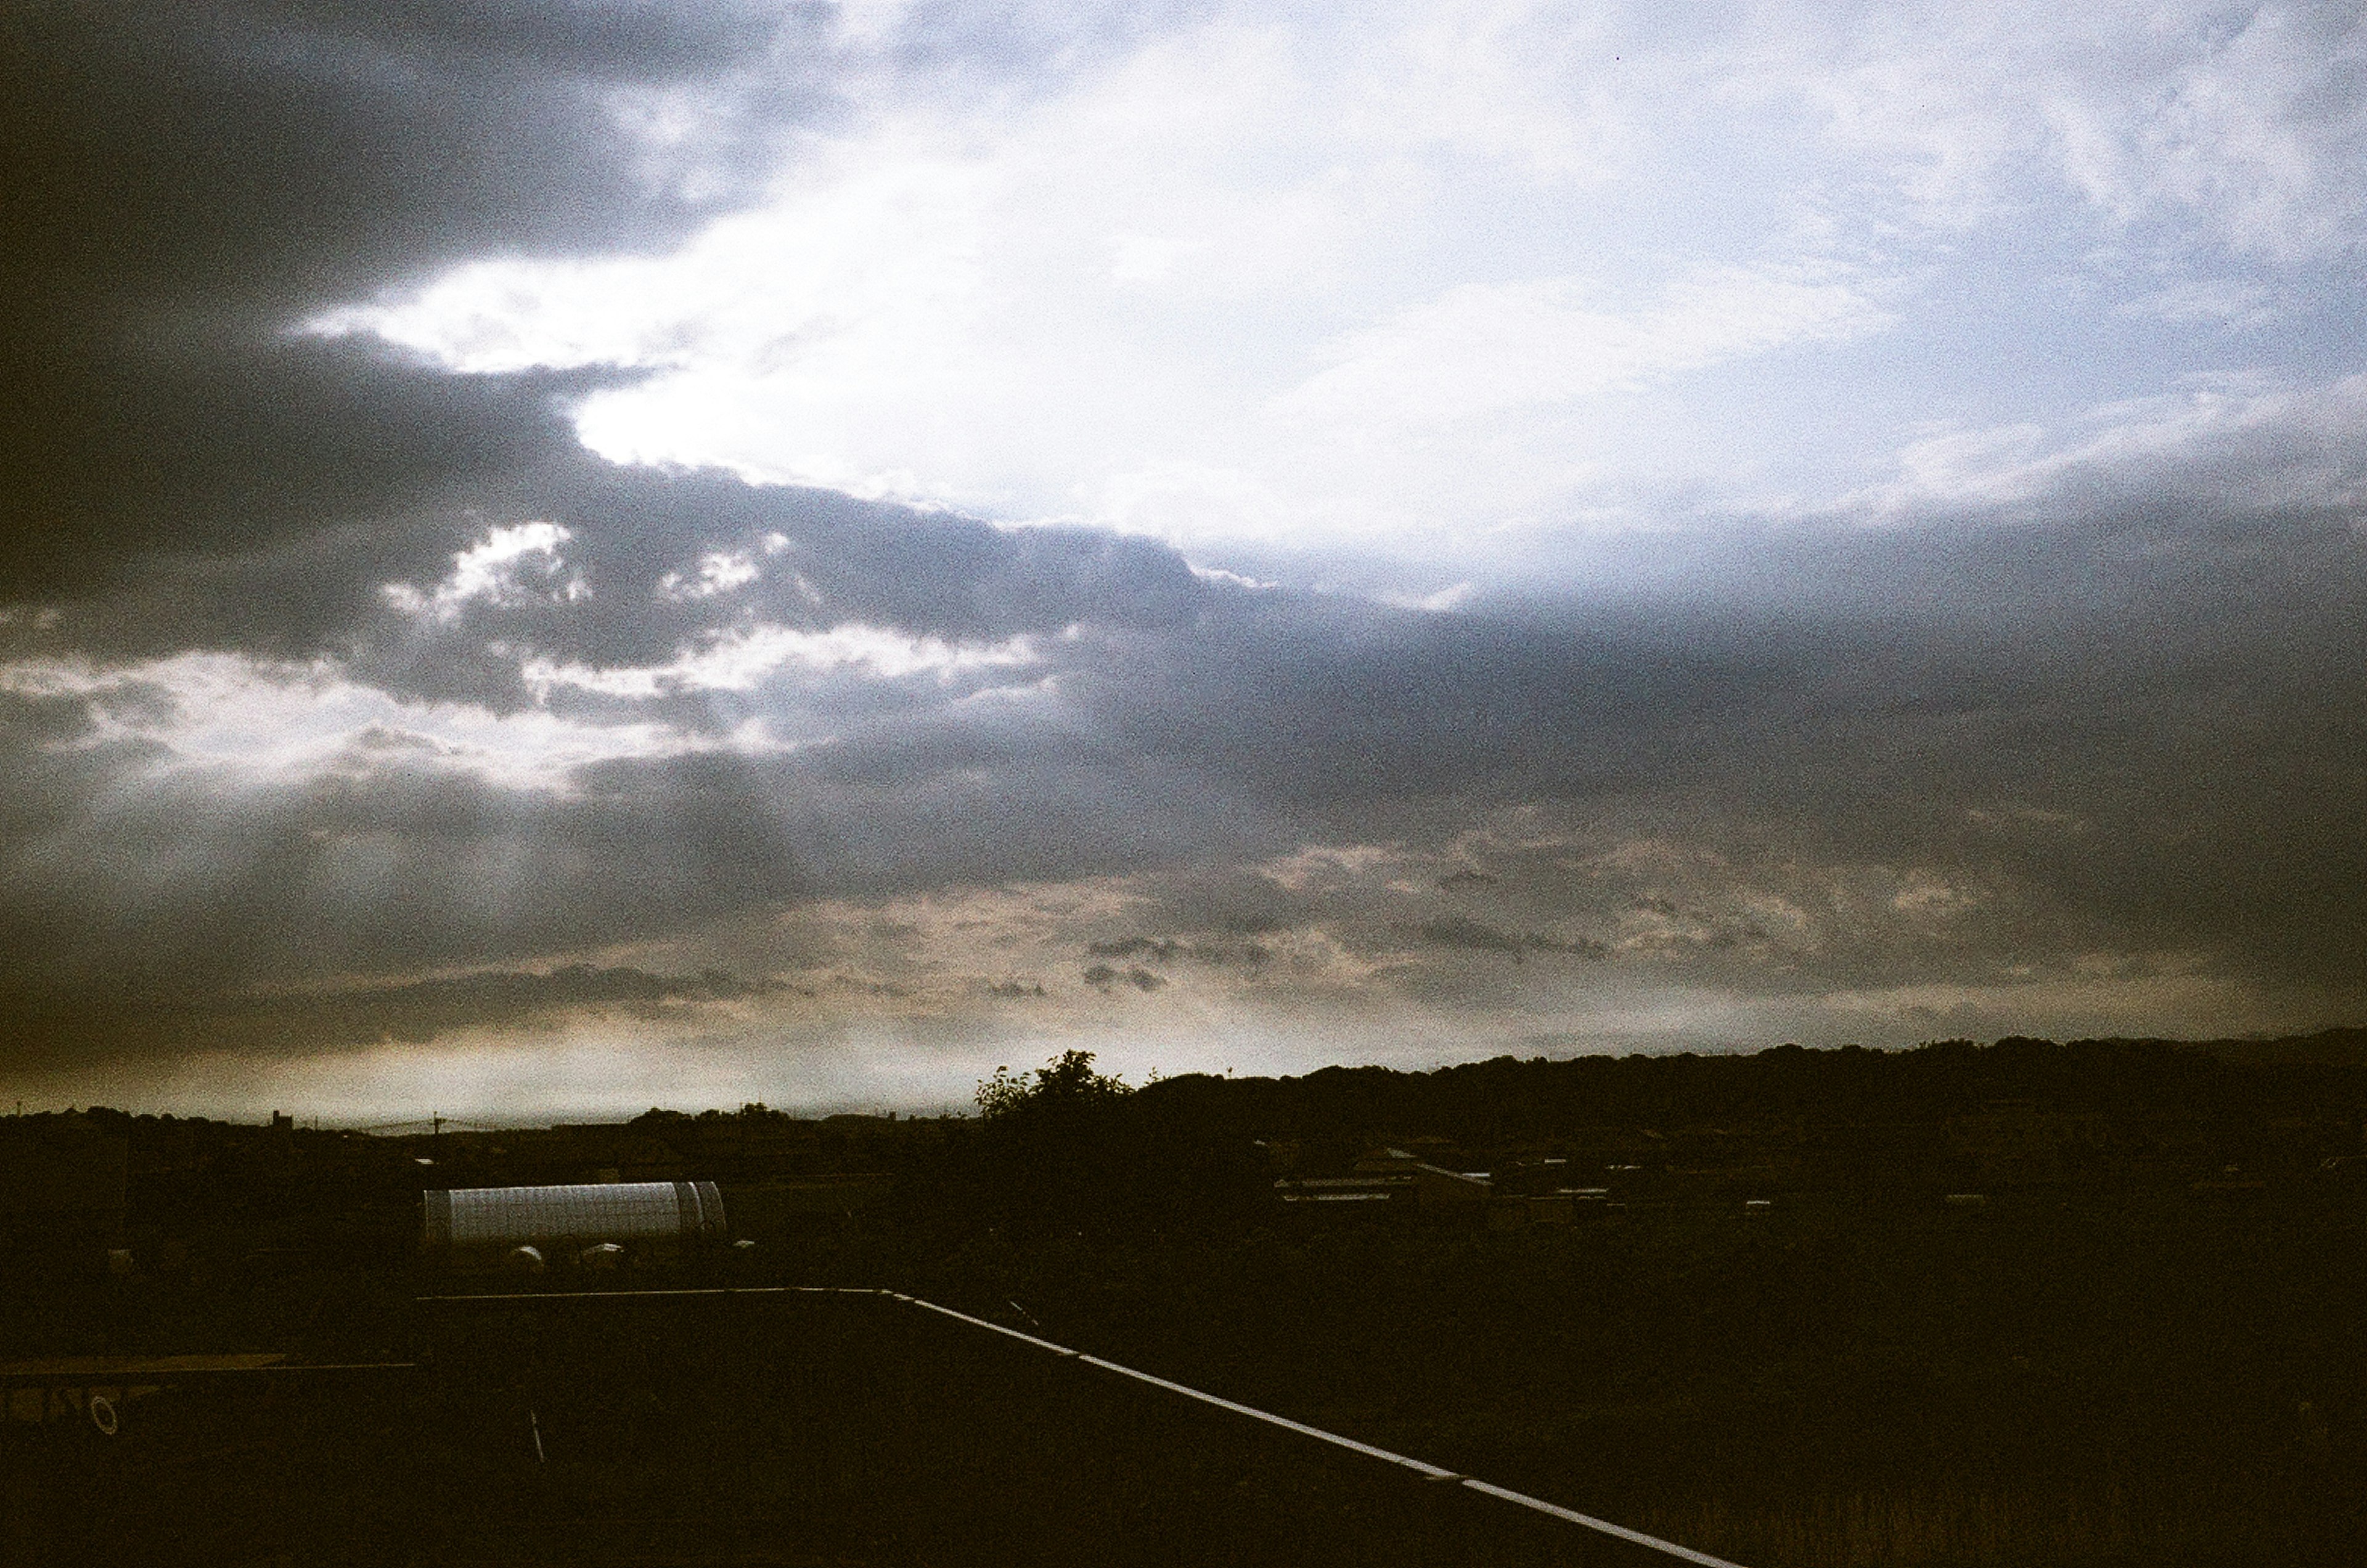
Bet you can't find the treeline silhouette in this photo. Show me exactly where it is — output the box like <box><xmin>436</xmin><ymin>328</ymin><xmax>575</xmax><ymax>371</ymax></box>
<box><xmin>1126</xmin><ymin>1031</ymin><xmax>2367</xmax><ymax>1143</ymax></box>
<box><xmin>885</xmin><ymin>1031</ymin><xmax>2367</xmax><ymax>1239</ymax></box>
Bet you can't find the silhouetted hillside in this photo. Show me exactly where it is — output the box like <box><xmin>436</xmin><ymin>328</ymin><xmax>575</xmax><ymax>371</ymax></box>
<box><xmin>1124</xmin><ymin>1031</ymin><xmax>2367</xmax><ymax>1161</ymax></box>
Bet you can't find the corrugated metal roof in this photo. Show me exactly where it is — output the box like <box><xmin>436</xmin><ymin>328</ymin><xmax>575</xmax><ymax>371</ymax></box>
<box><xmin>422</xmin><ymin>1182</ymin><xmax>724</xmax><ymax>1248</ymax></box>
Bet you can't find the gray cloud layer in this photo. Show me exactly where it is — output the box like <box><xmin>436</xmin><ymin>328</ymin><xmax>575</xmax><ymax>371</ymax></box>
<box><xmin>8</xmin><ymin>459</ymin><xmax>2363</xmax><ymax>1054</ymax></box>
<box><xmin>0</xmin><ymin>0</ymin><xmax>822</xmax><ymax>597</ymax></box>
<box><xmin>2</xmin><ymin>4</ymin><xmax>2365</xmax><ymax>1100</ymax></box>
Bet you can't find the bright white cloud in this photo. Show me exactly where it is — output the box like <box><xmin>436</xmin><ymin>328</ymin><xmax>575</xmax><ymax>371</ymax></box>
<box><xmin>313</xmin><ymin>0</ymin><xmax>2367</xmax><ymax>563</ymax></box>
<box><xmin>0</xmin><ymin>616</ymin><xmax>1051</xmax><ymax>802</ymax></box>
<box><xmin>521</xmin><ymin>621</ymin><xmax>1044</xmax><ymax>699</ymax></box>
<box><xmin>382</xmin><ymin>521</ymin><xmax>583</xmax><ymax>623</ymax></box>
<box><xmin>656</xmin><ymin>550</ymin><xmax>764</xmax><ymax>601</ymax></box>
<box><xmin>1771</xmin><ymin>0</ymin><xmax>2367</xmax><ymax>257</ymax></box>
<box><xmin>0</xmin><ymin>651</ymin><xmax>709</xmax><ymax>792</ymax></box>
<box><xmin>1266</xmin><ymin>267</ymin><xmax>1889</xmax><ymax>436</ymax></box>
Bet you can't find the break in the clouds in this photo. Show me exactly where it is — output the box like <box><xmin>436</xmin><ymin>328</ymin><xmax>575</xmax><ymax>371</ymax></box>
<box><xmin>2</xmin><ymin>2</ymin><xmax>2365</xmax><ymax>1119</ymax></box>
<box><xmin>322</xmin><ymin>0</ymin><xmax>2367</xmax><ymax>557</ymax></box>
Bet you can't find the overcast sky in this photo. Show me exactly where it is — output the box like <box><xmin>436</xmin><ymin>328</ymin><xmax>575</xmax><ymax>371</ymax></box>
<box><xmin>4</xmin><ymin>1</ymin><xmax>2365</xmax><ymax>1120</ymax></box>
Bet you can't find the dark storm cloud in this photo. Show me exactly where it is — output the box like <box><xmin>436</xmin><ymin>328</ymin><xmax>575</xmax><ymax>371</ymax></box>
<box><xmin>0</xmin><ymin>0</ymin><xmax>826</xmax><ymax>600</ymax></box>
<box><xmin>5</xmin><ymin>0</ymin><xmax>807</xmax><ymax>312</ymax></box>
<box><xmin>341</xmin><ymin>459</ymin><xmax>1212</xmax><ymax>707</ymax></box>
<box><xmin>1086</xmin><ymin>936</ymin><xmax>1270</xmax><ymax>968</ymax></box>
<box><xmin>1085</xmin><ymin>937</ymin><xmax>1183</xmax><ymax>961</ymax></box>
<box><xmin>0</xmin><ymin>962</ymin><xmax>775</xmax><ymax>1076</ymax></box>
<box><xmin>1412</xmin><ymin>917</ymin><xmax>1608</xmax><ymax>962</ymax></box>
<box><xmin>9</xmin><ymin>445</ymin><xmax>1218</xmax><ymax>710</ymax></box>
<box><xmin>1082</xmin><ymin>964</ymin><xmax>1164</xmax><ymax>993</ymax></box>
<box><xmin>992</xmin><ymin>488</ymin><xmax>2367</xmax><ymax>1004</ymax></box>
<box><xmin>9</xmin><ymin>444</ymin><xmax>2367</xmax><ymax>1058</ymax></box>
<box><xmin>0</xmin><ymin>346</ymin><xmax>620</xmax><ymax>630</ymax></box>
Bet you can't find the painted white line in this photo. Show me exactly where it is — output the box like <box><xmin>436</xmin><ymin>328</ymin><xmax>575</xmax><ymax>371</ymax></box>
<box><xmin>1458</xmin><ymin>1480</ymin><xmax>1752</xmax><ymax>1568</ymax></box>
<box><xmin>416</xmin><ymin>1287</ymin><xmax>792</xmax><ymax>1301</ymax></box>
<box><xmin>1071</xmin><ymin>1356</ymin><xmax>1458</xmax><ymax>1479</ymax></box>
<box><xmin>906</xmin><ymin>1297</ymin><xmax>1087</xmax><ymax>1358</ymax></box>
<box><xmin>410</xmin><ymin>1281</ymin><xmax>1754</xmax><ymax>1566</ymax></box>
<box><xmin>907</xmin><ymin>1294</ymin><xmax>1754</xmax><ymax>1567</ymax></box>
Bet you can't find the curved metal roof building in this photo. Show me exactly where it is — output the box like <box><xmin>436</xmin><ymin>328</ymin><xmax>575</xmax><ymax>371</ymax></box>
<box><xmin>421</xmin><ymin>1182</ymin><xmax>726</xmax><ymax>1252</ymax></box>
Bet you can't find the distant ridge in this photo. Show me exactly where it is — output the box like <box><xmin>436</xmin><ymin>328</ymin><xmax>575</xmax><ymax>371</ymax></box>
<box><xmin>2177</xmin><ymin>1026</ymin><xmax>2367</xmax><ymax>1068</ymax></box>
<box><xmin>1116</xmin><ymin>1027</ymin><xmax>2367</xmax><ymax>1146</ymax></box>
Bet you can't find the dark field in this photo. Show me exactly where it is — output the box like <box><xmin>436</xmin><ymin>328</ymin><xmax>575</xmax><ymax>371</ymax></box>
<box><xmin>8</xmin><ymin>1034</ymin><xmax>2367</xmax><ymax>1566</ymax></box>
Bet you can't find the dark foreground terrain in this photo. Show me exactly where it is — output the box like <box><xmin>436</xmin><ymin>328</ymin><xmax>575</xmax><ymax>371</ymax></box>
<box><xmin>9</xmin><ymin>1032</ymin><xmax>2367</xmax><ymax>1566</ymax></box>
